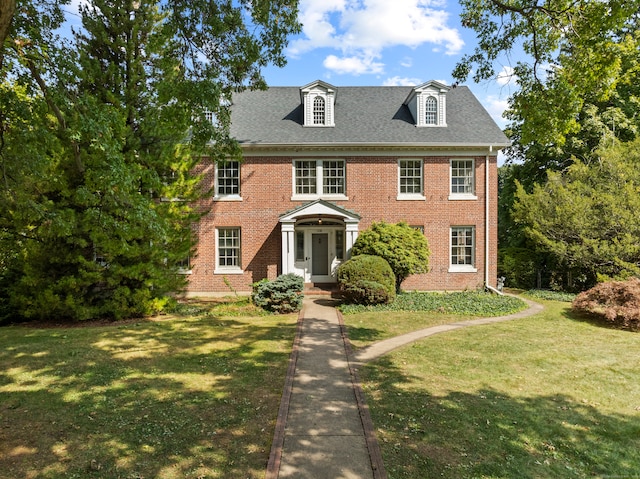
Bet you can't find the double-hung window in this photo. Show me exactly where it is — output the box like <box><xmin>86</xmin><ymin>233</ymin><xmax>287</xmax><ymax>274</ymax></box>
<box><xmin>216</xmin><ymin>227</ymin><xmax>242</xmax><ymax>273</ymax></box>
<box><xmin>398</xmin><ymin>159</ymin><xmax>424</xmax><ymax>199</ymax></box>
<box><xmin>450</xmin><ymin>159</ymin><xmax>476</xmax><ymax>199</ymax></box>
<box><xmin>450</xmin><ymin>226</ymin><xmax>476</xmax><ymax>272</ymax></box>
<box><xmin>215</xmin><ymin>161</ymin><xmax>241</xmax><ymax>200</ymax></box>
<box><xmin>293</xmin><ymin>160</ymin><xmax>346</xmax><ymax>198</ymax></box>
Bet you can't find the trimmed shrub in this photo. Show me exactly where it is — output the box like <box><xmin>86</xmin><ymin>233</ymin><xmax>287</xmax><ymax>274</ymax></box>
<box><xmin>572</xmin><ymin>277</ymin><xmax>640</xmax><ymax>330</ymax></box>
<box><xmin>351</xmin><ymin>221</ymin><xmax>430</xmax><ymax>293</ymax></box>
<box><xmin>251</xmin><ymin>273</ymin><xmax>304</xmax><ymax>314</ymax></box>
<box><xmin>337</xmin><ymin>254</ymin><xmax>396</xmax><ymax>305</ymax></box>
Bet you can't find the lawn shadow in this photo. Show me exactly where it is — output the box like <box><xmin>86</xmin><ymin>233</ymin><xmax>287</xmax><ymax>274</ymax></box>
<box><xmin>560</xmin><ymin>304</ymin><xmax>637</xmax><ymax>332</ymax></box>
<box><xmin>361</xmin><ymin>356</ymin><xmax>640</xmax><ymax>479</ymax></box>
<box><xmin>0</xmin><ymin>311</ymin><xmax>298</xmax><ymax>478</ymax></box>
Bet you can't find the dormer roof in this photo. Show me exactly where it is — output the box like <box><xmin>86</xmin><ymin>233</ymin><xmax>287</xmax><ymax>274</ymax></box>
<box><xmin>403</xmin><ymin>80</ymin><xmax>450</xmax><ymax>104</ymax></box>
<box><xmin>403</xmin><ymin>80</ymin><xmax>451</xmax><ymax>127</ymax></box>
<box><xmin>299</xmin><ymin>80</ymin><xmax>337</xmax><ymax>127</ymax></box>
<box><xmin>299</xmin><ymin>80</ymin><xmax>337</xmax><ymax>102</ymax></box>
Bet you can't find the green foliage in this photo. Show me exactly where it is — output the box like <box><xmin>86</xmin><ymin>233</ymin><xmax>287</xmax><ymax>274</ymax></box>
<box><xmin>337</xmin><ymin>254</ymin><xmax>396</xmax><ymax>305</ymax></box>
<box><xmin>351</xmin><ymin>221</ymin><xmax>430</xmax><ymax>293</ymax></box>
<box><xmin>0</xmin><ymin>0</ymin><xmax>301</xmax><ymax>321</ymax></box>
<box><xmin>498</xmin><ymin>246</ymin><xmax>542</xmax><ymax>290</ymax></box>
<box><xmin>513</xmin><ymin>140</ymin><xmax>640</xmax><ymax>290</ymax></box>
<box><xmin>455</xmin><ymin>0</ymin><xmax>640</xmax><ymax>148</ymax></box>
<box><xmin>339</xmin><ymin>291</ymin><xmax>526</xmax><ymax>316</ymax></box>
<box><xmin>526</xmin><ymin>290</ymin><xmax>576</xmax><ymax>303</ymax></box>
<box><xmin>251</xmin><ymin>274</ymin><xmax>304</xmax><ymax>314</ymax></box>
<box><xmin>572</xmin><ymin>278</ymin><xmax>640</xmax><ymax>330</ymax></box>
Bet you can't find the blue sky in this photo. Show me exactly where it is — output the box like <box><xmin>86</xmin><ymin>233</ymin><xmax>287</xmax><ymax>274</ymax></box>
<box><xmin>261</xmin><ymin>0</ymin><xmax>519</xmax><ymax>130</ymax></box>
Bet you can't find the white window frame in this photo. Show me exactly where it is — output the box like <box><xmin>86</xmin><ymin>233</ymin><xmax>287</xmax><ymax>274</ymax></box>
<box><xmin>425</xmin><ymin>96</ymin><xmax>438</xmax><ymax>125</ymax></box>
<box><xmin>449</xmin><ymin>226</ymin><xmax>477</xmax><ymax>272</ymax></box>
<box><xmin>449</xmin><ymin>158</ymin><xmax>477</xmax><ymax>200</ymax></box>
<box><xmin>177</xmin><ymin>256</ymin><xmax>192</xmax><ymax>275</ymax></box>
<box><xmin>215</xmin><ymin>227</ymin><xmax>243</xmax><ymax>274</ymax></box>
<box><xmin>313</xmin><ymin>96</ymin><xmax>326</xmax><ymax>125</ymax></box>
<box><xmin>397</xmin><ymin>159</ymin><xmax>425</xmax><ymax>200</ymax></box>
<box><xmin>292</xmin><ymin>159</ymin><xmax>347</xmax><ymax>200</ymax></box>
<box><xmin>214</xmin><ymin>161</ymin><xmax>242</xmax><ymax>201</ymax></box>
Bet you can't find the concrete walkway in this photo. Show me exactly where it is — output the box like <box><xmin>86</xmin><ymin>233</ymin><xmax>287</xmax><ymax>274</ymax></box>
<box><xmin>265</xmin><ymin>295</ymin><xmax>543</xmax><ymax>479</ymax></box>
<box><xmin>265</xmin><ymin>297</ymin><xmax>386</xmax><ymax>479</ymax></box>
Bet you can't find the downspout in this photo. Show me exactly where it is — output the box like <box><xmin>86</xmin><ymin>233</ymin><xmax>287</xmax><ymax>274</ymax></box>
<box><xmin>485</xmin><ymin>147</ymin><xmax>491</xmax><ymax>289</ymax></box>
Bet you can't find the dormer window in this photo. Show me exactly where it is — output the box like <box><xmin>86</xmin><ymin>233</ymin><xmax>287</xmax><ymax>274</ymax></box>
<box><xmin>425</xmin><ymin>96</ymin><xmax>438</xmax><ymax>125</ymax></box>
<box><xmin>313</xmin><ymin>96</ymin><xmax>326</xmax><ymax>125</ymax></box>
<box><xmin>300</xmin><ymin>80</ymin><xmax>336</xmax><ymax>127</ymax></box>
<box><xmin>404</xmin><ymin>80</ymin><xmax>449</xmax><ymax>127</ymax></box>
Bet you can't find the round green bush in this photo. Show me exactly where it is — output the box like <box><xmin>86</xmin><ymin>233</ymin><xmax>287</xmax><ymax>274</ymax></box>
<box><xmin>337</xmin><ymin>255</ymin><xmax>396</xmax><ymax>305</ymax></box>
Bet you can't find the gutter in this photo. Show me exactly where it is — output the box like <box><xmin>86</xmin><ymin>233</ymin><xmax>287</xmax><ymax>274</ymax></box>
<box><xmin>237</xmin><ymin>141</ymin><xmax>512</xmax><ymax>150</ymax></box>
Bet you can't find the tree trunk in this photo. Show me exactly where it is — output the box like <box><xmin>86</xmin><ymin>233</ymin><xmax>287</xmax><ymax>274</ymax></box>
<box><xmin>0</xmin><ymin>0</ymin><xmax>16</xmax><ymax>51</ymax></box>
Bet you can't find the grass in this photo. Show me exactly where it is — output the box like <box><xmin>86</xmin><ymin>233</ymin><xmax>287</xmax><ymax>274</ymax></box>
<box><xmin>0</xmin><ymin>297</ymin><xmax>298</xmax><ymax>479</ymax></box>
<box><xmin>342</xmin><ymin>291</ymin><xmax>527</xmax><ymax>349</ymax></box>
<box><xmin>4</xmin><ymin>290</ymin><xmax>637</xmax><ymax>478</ymax></box>
<box><xmin>342</xmin><ymin>294</ymin><xmax>640</xmax><ymax>478</ymax></box>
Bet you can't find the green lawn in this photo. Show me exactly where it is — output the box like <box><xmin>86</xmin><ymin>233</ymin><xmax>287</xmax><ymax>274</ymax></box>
<box><xmin>3</xmin><ymin>293</ymin><xmax>638</xmax><ymax>479</ymax></box>
<box><xmin>0</xmin><ymin>298</ymin><xmax>298</xmax><ymax>479</ymax></box>
<box><xmin>342</xmin><ymin>295</ymin><xmax>640</xmax><ymax>478</ymax></box>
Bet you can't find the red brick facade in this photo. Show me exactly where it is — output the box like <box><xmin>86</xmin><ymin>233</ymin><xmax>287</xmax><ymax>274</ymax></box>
<box><xmin>186</xmin><ymin>151</ymin><xmax>498</xmax><ymax>294</ymax></box>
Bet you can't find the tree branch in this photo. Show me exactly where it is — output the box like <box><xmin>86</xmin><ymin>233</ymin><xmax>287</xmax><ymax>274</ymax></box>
<box><xmin>23</xmin><ymin>54</ymin><xmax>85</xmax><ymax>175</ymax></box>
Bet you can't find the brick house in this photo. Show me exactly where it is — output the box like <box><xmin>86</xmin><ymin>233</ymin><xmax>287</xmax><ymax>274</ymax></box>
<box><xmin>186</xmin><ymin>80</ymin><xmax>509</xmax><ymax>295</ymax></box>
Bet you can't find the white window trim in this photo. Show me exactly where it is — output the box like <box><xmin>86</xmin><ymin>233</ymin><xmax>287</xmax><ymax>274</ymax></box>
<box><xmin>303</xmin><ymin>92</ymin><xmax>335</xmax><ymax>127</ymax></box>
<box><xmin>291</xmin><ymin>159</ymin><xmax>348</xmax><ymax>201</ymax></box>
<box><xmin>213</xmin><ymin>161</ymin><xmax>242</xmax><ymax>201</ymax></box>
<box><xmin>214</xmin><ymin>227</ymin><xmax>243</xmax><ymax>274</ymax></box>
<box><xmin>449</xmin><ymin>226</ymin><xmax>478</xmax><ymax>273</ymax></box>
<box><xmin>397</xmin><ymin>158</ymin><xmax>426</xmax><ymax>200</ymax></box>
<box><xmin>425</xmin><ymin>96</ymin><xmax>438</xmax><ymax>125</ymax></box>
<box><xmin>449</xmin><ymin>158</ymin><xmax>477</xmax><ymax>200</ymax></box>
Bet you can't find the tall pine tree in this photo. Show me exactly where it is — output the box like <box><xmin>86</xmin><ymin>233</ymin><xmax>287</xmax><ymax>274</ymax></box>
<box><xmin>1</xmin><ymin>0</ymin><xmax>300</xmax><ymax>320</ymax></box>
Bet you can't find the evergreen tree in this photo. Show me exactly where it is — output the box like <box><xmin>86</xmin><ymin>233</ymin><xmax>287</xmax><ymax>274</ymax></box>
<box><xmin>513</xmin><ymin>140</ymin><xmax>640</xmax><ymax>290</ymax></box>
<box><xmin>0</xmin><ymin>0</ymin><xmax>300</xmax><ymax>321</ymax></box>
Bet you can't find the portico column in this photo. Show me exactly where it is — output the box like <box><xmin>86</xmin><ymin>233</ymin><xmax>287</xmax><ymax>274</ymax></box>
<box><xmin>280</xmin><ymin>220</ymin><xmax>296</xmax><ymax>275</ymax></box>
<box><xmin>344</xmin><ymin>219</ymin><xmax>359</xmax><ymax>259</ymax></box>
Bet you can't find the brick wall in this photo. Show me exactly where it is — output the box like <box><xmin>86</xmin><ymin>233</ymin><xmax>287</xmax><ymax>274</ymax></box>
<box><xmin>186</xmin><ymin>153</ymin><xmax>498</xmax><ymax>294</ymax></box>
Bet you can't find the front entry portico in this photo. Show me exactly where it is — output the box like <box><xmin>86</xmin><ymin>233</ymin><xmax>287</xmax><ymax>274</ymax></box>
<box><xmin>280</xmin><ymin>200</ymin><xmax>361</xmax><ymax>283</ymax></box>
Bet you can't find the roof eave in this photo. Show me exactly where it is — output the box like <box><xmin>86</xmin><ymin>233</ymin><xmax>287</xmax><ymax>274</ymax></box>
<box><xmin>237</xmin><ymin>141</ymin><xmax>511</xmax><ymax>150</ymax></box>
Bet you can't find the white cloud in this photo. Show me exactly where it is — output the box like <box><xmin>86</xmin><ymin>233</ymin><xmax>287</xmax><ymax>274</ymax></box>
<box><xmin>400</xmin><ymin>57</ymin><xmax>413</xmax><ymax>68</ymax></box>
<box><xmin>496</xmin><ymin>66</ymin><xmax>518</xmax><ymax>86</ymax></box>
<box><xmin>383</xmin><ymin>76</ymin><xmax>422</xmax><ymax>86</ymax></box>
<box><xmin>483</xmin><ymin>95</ymin><xmax>509</xmax><ymax>128</ymax></box>
<box><xmin>324</xmin><ymin>54</ymin><xmax>385</xmax><ymax>75</ymax></box>
<box><xmin>290</xmin><ymin>0</ymin><xmax>464</xmax><ymax>75</ymax></box>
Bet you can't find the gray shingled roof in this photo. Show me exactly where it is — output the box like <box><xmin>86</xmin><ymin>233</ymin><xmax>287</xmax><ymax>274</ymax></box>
<box><xmin>229</xmin><ymin>84</ymin><xmax>510</xmax><ymax>148</ymax></box>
